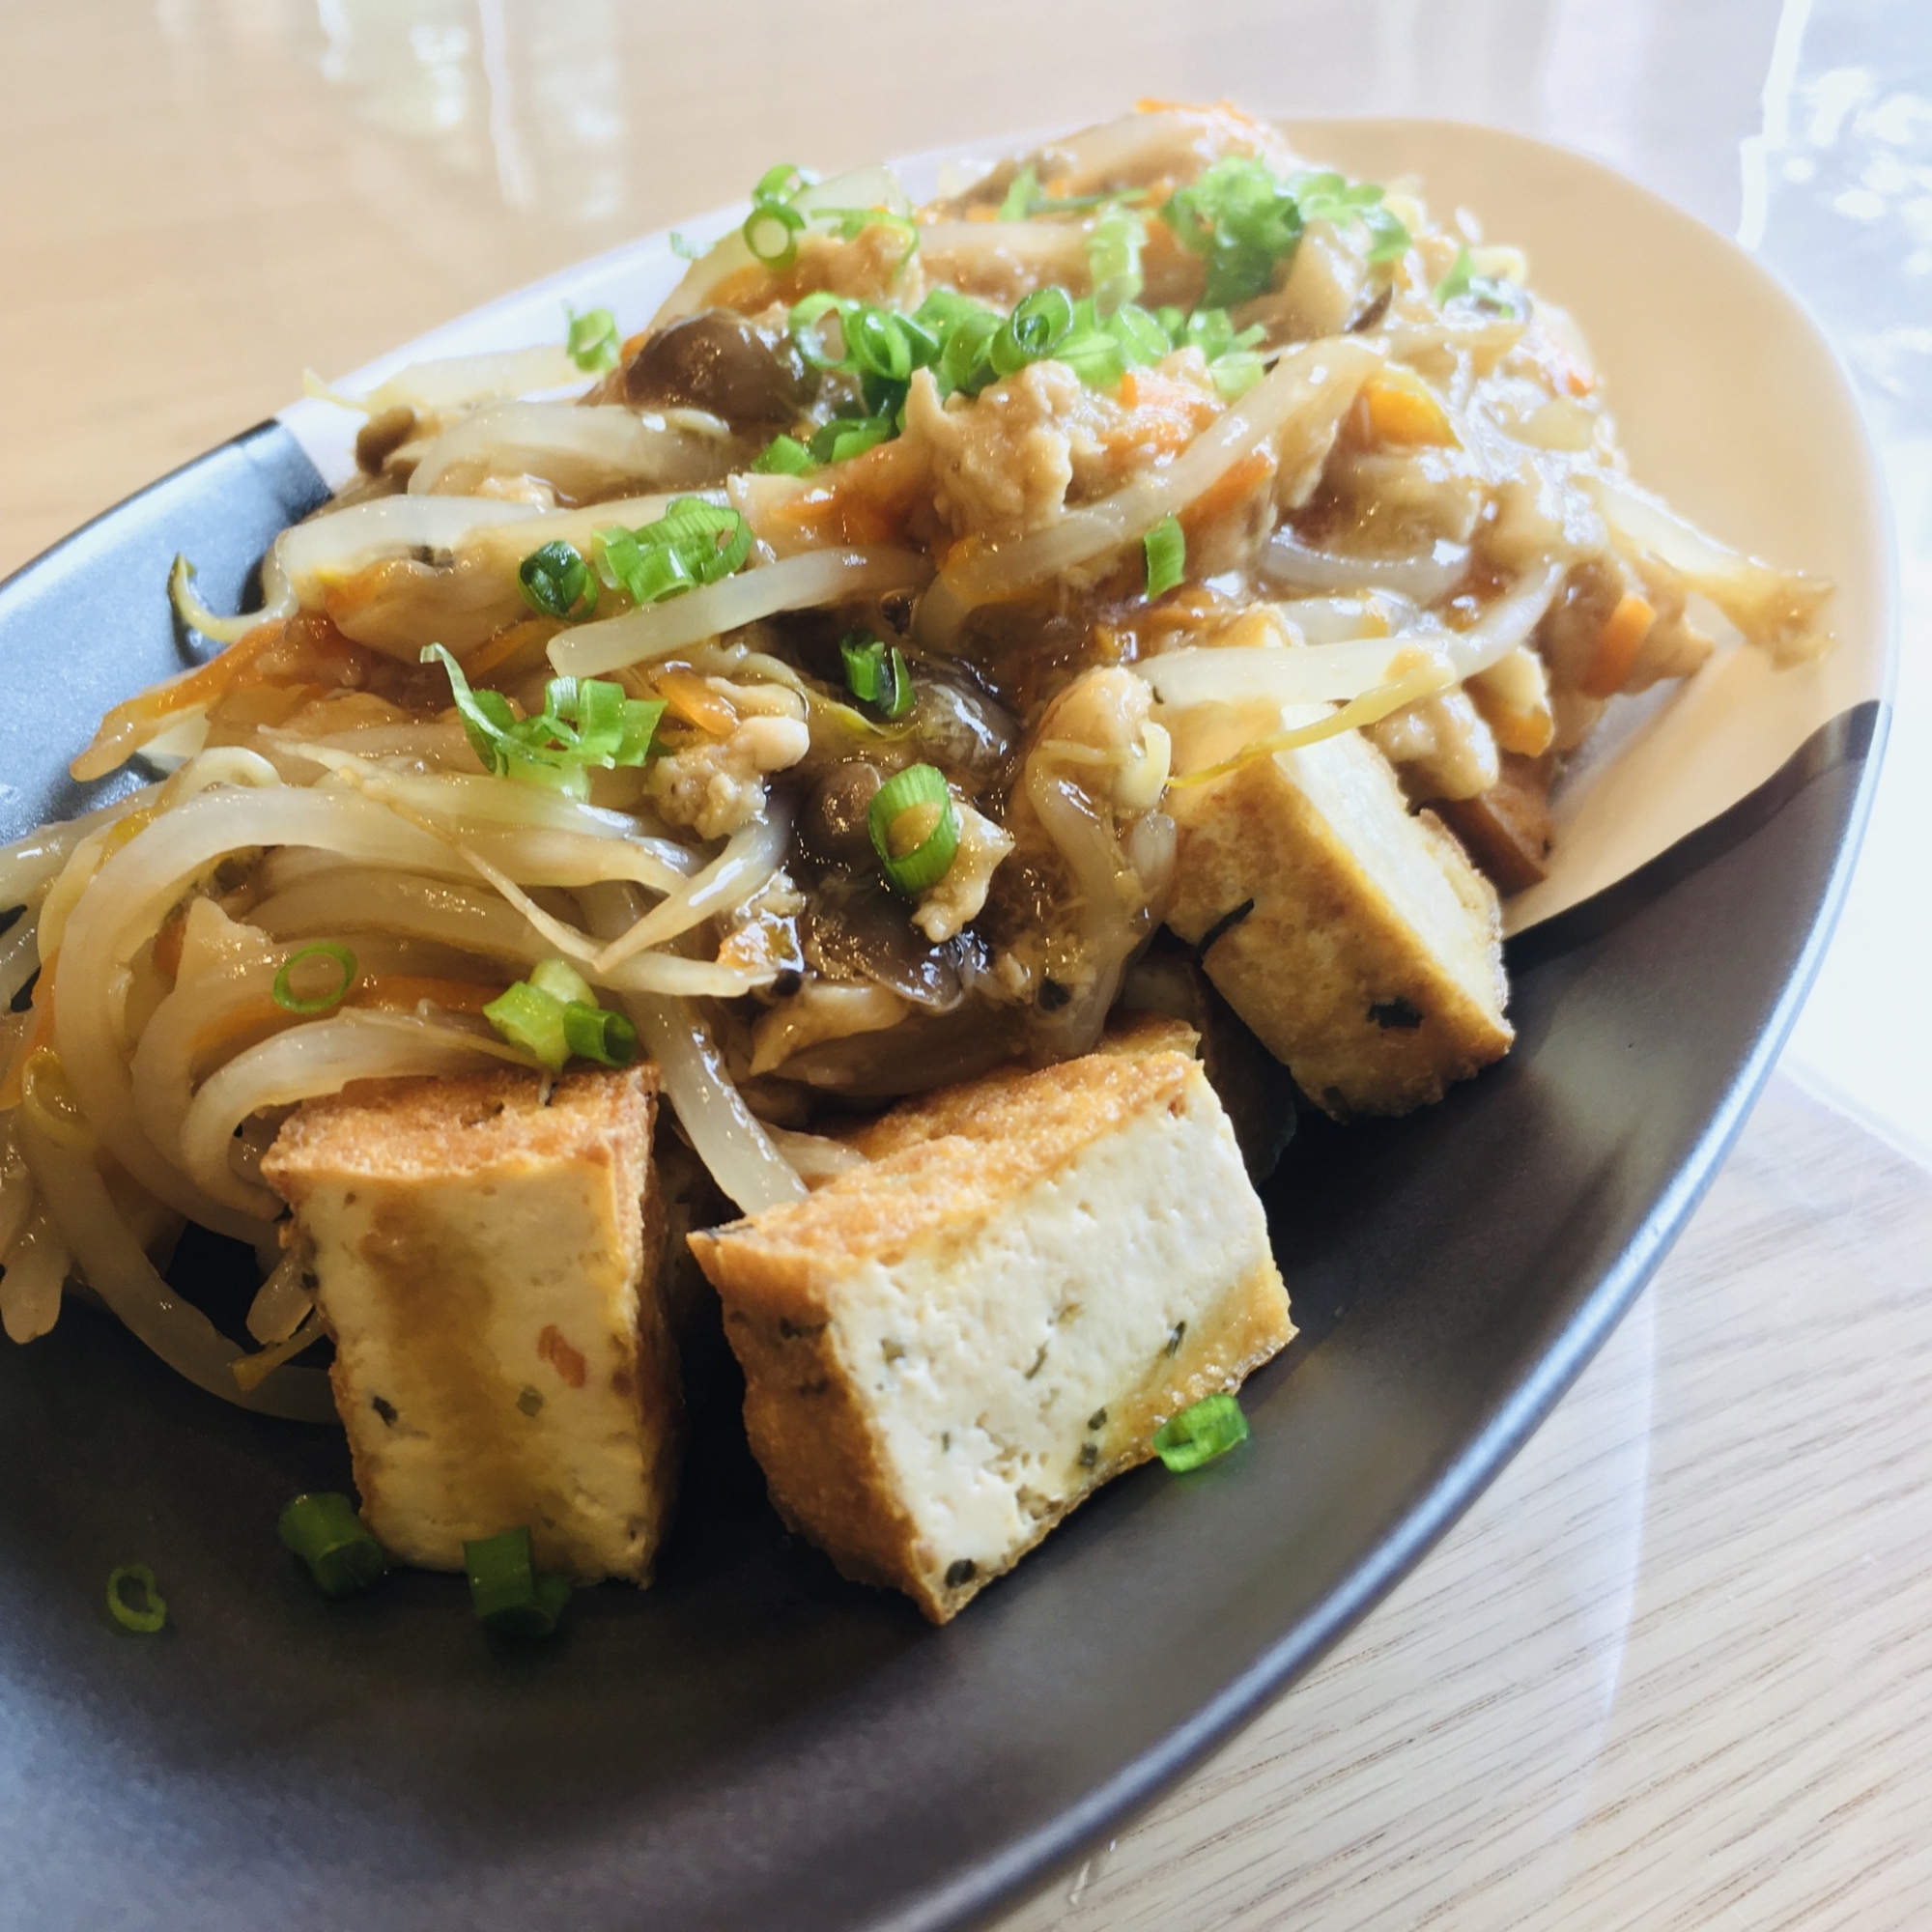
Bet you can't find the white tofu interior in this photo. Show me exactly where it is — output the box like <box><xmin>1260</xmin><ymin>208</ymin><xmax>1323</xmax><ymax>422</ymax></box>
<box><xmin>829</xmin><ymin>1068</ymin><xmax>1270</xmax><ymax>1575</ymax></box>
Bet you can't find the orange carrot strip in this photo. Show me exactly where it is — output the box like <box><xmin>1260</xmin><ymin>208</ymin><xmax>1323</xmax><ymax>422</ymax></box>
<box><xmin>1581</xmin><ymin>592</ymin><xmax>1656</xmax><ymax>698</ymax></box>
<box><xmin>654</xmin><ymin>667</ymin><xmax>739</xmax><ymax>735</ymax></box>
<box><xmin>71</xmin><ymin>622</ymin><xmax>285</xmax><ymax>781</ymax></box>
<box><xmin>1179</xmin><ymin>447</ymin><xmax>1275</xmax><ymax>535</ymax></box>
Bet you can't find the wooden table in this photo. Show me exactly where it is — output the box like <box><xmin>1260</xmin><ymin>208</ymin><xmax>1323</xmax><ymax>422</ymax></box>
<box><xmin>5</xmin><ymin>5</ymin><xmax>1927</xmax><ymax>1924</ymax></box>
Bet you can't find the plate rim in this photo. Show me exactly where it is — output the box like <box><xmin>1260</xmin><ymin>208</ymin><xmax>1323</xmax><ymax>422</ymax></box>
<box><xmin>0</xmin><ymin>115</ymin><xmax>1900</xmax><ymax>1932</ymax></box>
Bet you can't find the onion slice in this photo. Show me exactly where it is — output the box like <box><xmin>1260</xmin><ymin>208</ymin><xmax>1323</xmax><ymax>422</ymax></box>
<box><xmin>276</xmin><ymin>496</ymin><xmax>545</xmax><ymax>603</ymax></box>
<box><xmin>1142</xmin><ymin>639</ymin><xmax>1435</xmax><ymax>710</ymax></box>
<box><xmin>916</xmin><ymin>338</ymin><xmax>1380</xmax><ymax>646</ymax></box>
<box><xmin>408</xmin><ymin>402</ymin><xmax>734</xmax><ymax>499</ymax></box>
<box><xmin>15</xmin><ymin>1115</ymin><xmax>333</xmax><ymax>1421</ymax></box>
<box><xmin>550</xmin><ymin>549</ymin><xmax>933</xmax><ymax>678</ymax></box>
<box><xmin>1582</xmin><ymin>472</ymin><xmax>1833</xmax><ymax>665</ymax></box>
<box><xmin>580</xmin><ymin>884</ymin><xmax>807</xmax><ymax>1213</ymax></box>
<box><xmin>651</xmin><ymin>165</ymin><xmax>912</xmax><ymax>328</ymax></box>
<box><xmin>180</xmin><ymin>1011</ymin><xmax>530</xmax><ymax>1217</ymax></box>
<box><xmin>311</xmin><ymin>346</ymin><xmax>587</xmax><ymax>417</ymax></box>
<box><xmin>1262</xmin><ymin>528</ymin><xmax>1470</xmax><ymax>605</ymax></box>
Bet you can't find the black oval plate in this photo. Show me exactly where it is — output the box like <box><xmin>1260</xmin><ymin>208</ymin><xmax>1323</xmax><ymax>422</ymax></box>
<box><xmin>0</xmin><ymin>405</ymin><xmax>1885</xmax><ymax>1930</ymax></box>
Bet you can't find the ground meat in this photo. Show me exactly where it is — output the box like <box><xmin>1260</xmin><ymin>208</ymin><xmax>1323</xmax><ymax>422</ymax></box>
<box><xmin>902</xmin><ymin>362</ymin><xmax>1100</xmax><ymax>543</ymax></box>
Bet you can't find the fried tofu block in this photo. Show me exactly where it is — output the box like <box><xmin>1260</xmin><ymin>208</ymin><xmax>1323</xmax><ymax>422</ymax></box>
<box><xmin>689</xmin><ymin>1040</ymin><xmax>1293</xmax><ymax>1623</ymax></box>
<box><xmin>261</xmin><ymin>1066</ymin><xmax>681</xmax><ymax>1585</ymax></box>
<box><xmin>1164</xmin><ymin>710</ymin><xmax>1512</xmax><ymax>1119</ymax></box>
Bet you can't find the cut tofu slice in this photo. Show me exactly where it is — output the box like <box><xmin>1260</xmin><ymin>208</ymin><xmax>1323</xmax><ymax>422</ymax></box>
<box><xmin>689</xmin><ymin>1037</ymin><xmax>1293</xmax><ymax>1623</ymax></box>
<box><xmin>1163</xmin><ymin>702</ymin><xmax>1512</xmax><ymax>1119</ymax></box>
<box><xmin>260</xmin><ymin>1066</ymin><xmax>681</xmax><ymax>1586</ymax></box>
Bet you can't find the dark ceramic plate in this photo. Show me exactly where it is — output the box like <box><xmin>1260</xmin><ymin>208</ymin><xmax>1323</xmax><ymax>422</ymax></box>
<box><xmin>0</xmin><ymin>125</ymin><xmax>1892</xmax><ymax>1932</ymax></box>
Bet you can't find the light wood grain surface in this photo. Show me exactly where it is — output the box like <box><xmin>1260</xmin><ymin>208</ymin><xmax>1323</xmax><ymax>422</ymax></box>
<box><xmin>4</xmin><ymin>6</ymin><xmax>1925</xmax><ymax>1926</ymax></box>
<box><xmin>996</xmin><ymin>1074</ymin><xmax>1932</xmax><ymax>1929</ymax></box>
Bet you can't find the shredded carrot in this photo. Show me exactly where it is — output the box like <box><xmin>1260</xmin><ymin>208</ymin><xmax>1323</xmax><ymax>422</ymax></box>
<box><xmin>1355</xmin><ymin>373</ymin><xmax>1456</xmax><ymax>448</ymax></box>
<box><xmin>1178</xmin><ymin>447</ymin><xmax>1276</xmax><ymax>535</ymax></box>
<box><xmin>71</xmin><ymin>622</ymin><xmax>285</xmax><ymax>781</ymax></box>
<box><xmin>1467</xmin><ymin>683</ymin><xmax>1555</xmax><ymax>757</ymax></box>
<box><xmin>768</xmin><ymin>471</ymin><xmax>905</xmax><ymax>550</ymax></box>
<box><xmin>348</xmin><ymin>975</ymin><xmax>505</xmax><ymax>1016</ymax></box>
<box><xmin>653</xmin><ymin>667</ymin><xmax>739</xmax><ymax>735</ymax></box>
<box><xmin>1581</xmin><ymin>592</ymin><xmax>1656</xmax><ymax>698</ymax></box>
<box><xmin>462</xmin><ymin>617</ymin><xmax>560</xmax><ymax>686</ymax></box>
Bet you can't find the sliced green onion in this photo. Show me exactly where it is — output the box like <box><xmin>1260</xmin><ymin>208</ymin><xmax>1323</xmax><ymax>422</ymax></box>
<box><xmin>868</xmin><ymin>762</ymin><xmax>958</xmax><ymax>895</ymax></box>
<box><xmin>1109</xmin><ymin>301</ymin><xmax>1171</xmax><ymax>365</ymax></box>
<box><xmin>106</xmin><ymin>1563</ymin><xmax>167</xmax><ymax>1634</ymax></box>
<box><xmin>486</xmin><ymin>962</ymin><xmax>637</xmax><ymax>1070</ymax></box>
<box><xmin>562</xmin><ymin>1002</ymin><xmax>639</xmax><ymax>1067</ymax></box>
<box><xmin>1152</xmin><ymin>1392</ymin><xmax>1249</xmax><ymax>1472</ymax></box>
<box><xmin>1361</xmin><ymin>203</ymin><xmax>1412</xmax><ymax>264</ymax></box>
<box><xmin>484</xmin><ymin>980</ymin><xmax>570</xmax><ymax>1071</ymax></box>
<box><xmin>996</xmin><ymin>165</ymin><xmax>1039</xmax><ymax>222</ymax></box>
<box><xmin>753</xmin><ymin>433</ymin><xmax>817</xmax><ymax>476</ymax></box>
<box><xmin>1435</xmin><ymin>246</ymin><xmax>1475</xmax><ymax>304</ymax></box>
<box><xmin>1144</xmin><ymin>514</ymin><xmax>1186</xmax><ymax>600</ymax></box>
<box><xmin>1435</xmin><ymin>246</ymin><xmax>1527</xmax><ymax>317</ymax></box>
<box><xmin>742</xmin><ymin>163</ymin><xmax>812</xmax><ymax>269</ymax></box>
<box><xmin>529</xmin><ymin>956</ymin><xmax>595</xmax><ymax>1007</ymax></box>
<box><xmin>564</xmin><ymin>304</ymin><xmax>620</xmax><ymax>375</ymax></box>
<box><xmin>839</xmin><ymin>630</ymin><xmax>914</xmax><ymax>719</ymax></box>
<box><xmin>518</xmin><ymin>540</ymin><xmax>600</xmax><ymax>622</ymax></box>
<box><xmin>840</xmin><ymin>631</ymin><xmax>888</xmax><ymax>701</ymax></box>
<box><xmin>594</xmin><ymin>497</ymin><xmax>751</xmax><ymax>606</ymax></box>
<box><xmin>423</xmin><ymin>645</ymin><xmax>662</xmax><ymax>799</ymax></box>
<box><xmin>668</xmin><ymin>231</ymin><xmax>700</xmax><ymax>260</ymax></box>
<box><xmin>991</xmin><ymin>286</ymin><xmax>1075</xmax><ymax>377</ymax></box>
<box><xmin>807</xmin><ymin>413</ymin><xmax>896</xmax><ymax>467</ymax></box>
<box><xmin>1160</xmin><ymin>156</ymin><xmax>1304</xmax><ymax>307</ymax></box>
<box><xmin>1087</xmin><ymin>203</ymin><xmax>1147</xmax><ymax>316</ymax></box>
<box><xmin>278</xmin><ymin>1492</ymin><xmax>386</xmax><ymax>1599</ymax></box>
<box><xmin>1208</xmin><ymin>351</ymin><xmax>1265</xmax><ymax>401</ymax></box>
<box><xmin>464</xmin><ymin>1526</ymin><xmax>572</xmax><ymax>1640</ymax></box>
<box><xmin>789</xmin><ymin>290</ymin><xmax>853</xmax><ymax>369</ymax></box>
<box><xmin>272</xmin><ymin>942</ymin><xmax>358</xmax><ymax>1015</ymax></box>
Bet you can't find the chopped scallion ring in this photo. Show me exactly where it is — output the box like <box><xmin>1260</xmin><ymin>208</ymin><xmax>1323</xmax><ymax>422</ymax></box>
<box><xmin>1144</xmin><ymin>514</ymin><xmax>1186</xmax><ymax>601</ymax></box>
<box><xmin>840</xmin><ymin>630</ymin><xmax>915</xmax><ymax>720</ymax></box>
<box><xmin>278</xmin><ymin>1492</ymin><xmax>386</xmax><ymax>1599</ymax></box>
<box><xmin>464</xmin><ymin>1525</ymin><xmax>572</xmax><ymax>1640</ymax></box>
<box><xmin>1152</xmin><ymin>1393</ymin><xmax>1249</xmax><ymax>1472</ymax></box>
<box><xmin>483</xmin><ymin>980</ymin><xmax>572</xmax><ymax>1071</ymax></box>
<box><xmin>424</xmin><ymin>644</ymin><xmax>664</xmax><ymax>800</ymax></box>
<box><xmin>272</xmin><ymin>942</ymin><xmax>359</xmax><ymax>1016</ymax></box>
<box><xmin>753</xmin><ymin>433</ymin><xmax>817</xmax><ymax>476</ymax></box>
<box><xmin>868</xmin><ymin>762</ymin><xmax>959</xmax><ymax>895</ymax></box>
<box><xmin>106</xmin><ymin>1563</ymin><xmax>167</xmax><ymax>1634</ymax></box>
<box><xmin>529</xmin><ymin>957</ymin><xmax>596</xmax><ymax>1008</ymax></box>
<box><xmin>991</xmin><ymin>286</ymin><xmax>1075</xmax><ymax>377</ymax></box>
<box><xmin>485</xmin><ymin>962</ymin><xmax>639</xmax><ymax>1072</ymax></box>
<box><xmin>996</xmin><ymin>165</ymin><xmax>1039</xmax><ymax>222</ymax></box>
<box><xmin>563</xmin><ymin>1002</ymin><xmax>639</xmax><ymax>1067</ymax></box>
<box><xmin>518</xmin><ymin>541</ymin><xmax>600</xmax><ymax>622</ymax></box>
<box><xmin>564</xmin><ymin>304</ymin><xmax>621</xmax><ymax>375</ymax></box>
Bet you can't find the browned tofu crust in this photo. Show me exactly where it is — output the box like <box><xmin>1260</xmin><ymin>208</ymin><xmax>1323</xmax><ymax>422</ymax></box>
<box><xmin>262</xmin><ymin>1066</ymin><xmax>681</xmax><ymax>1584</ymax></box>
<box><xmin>692</xmin><ymin>1044</ymin><xmax>1293</xmax><ymax>1622</ymax></box>
<box><xmin>1167</xmin><ymin>752</ymin><xmax>1513</xmax><ymax>1118</ymax></box>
